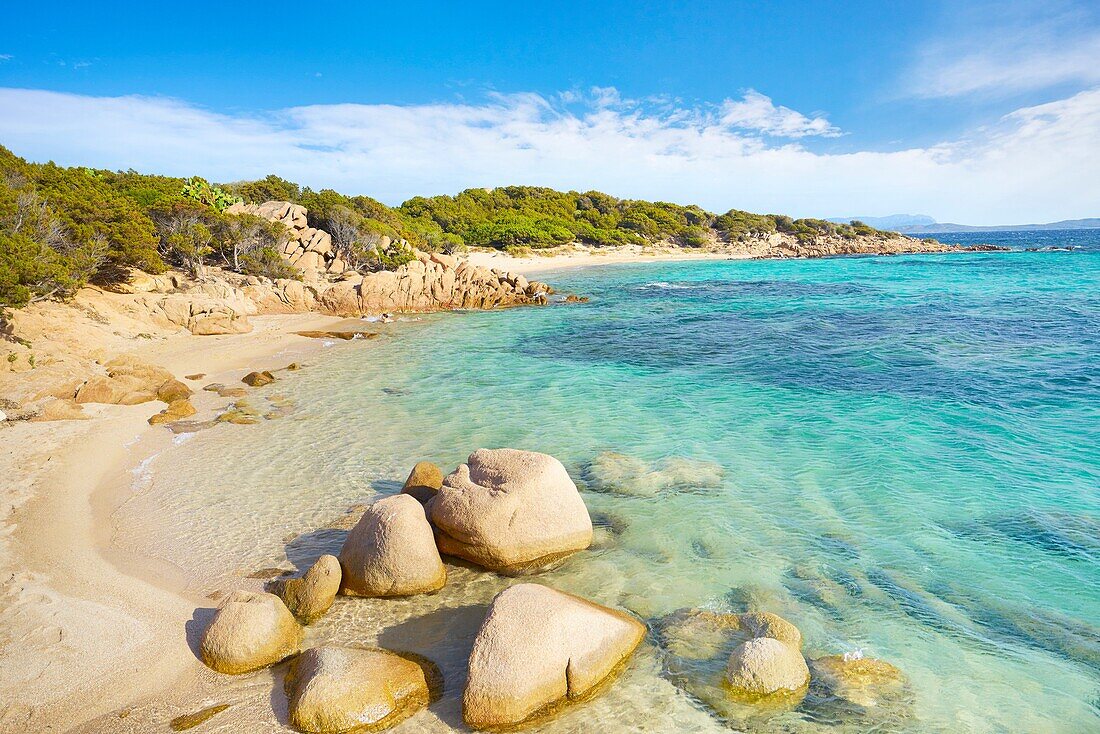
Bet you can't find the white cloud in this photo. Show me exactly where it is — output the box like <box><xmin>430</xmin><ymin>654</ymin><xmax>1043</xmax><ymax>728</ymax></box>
<box><xmin>720</xmin><ymin>90</ymin><xmax>840</xmax><ymax>138</ymax></box>
<box><xmin>907</xmin><ymin>1</ymin><xmax>1100</xmax><ymax>98</ymax></box>
<box><xmin>0</xmin><ymin>85</ymin><xmax>1096</xmax><ymax>224</ymax></box>
<box><xmin>0</xmin><ymin>54</ymin><xmax>12</xmax><ymax>62</ymax></box>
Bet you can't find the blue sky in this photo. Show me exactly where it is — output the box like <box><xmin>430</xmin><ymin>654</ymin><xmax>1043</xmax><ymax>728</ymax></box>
<box><xmin>1</xmin><ymin>1</ymin><xmax>1098</xmax><ymax>223</ymax></box>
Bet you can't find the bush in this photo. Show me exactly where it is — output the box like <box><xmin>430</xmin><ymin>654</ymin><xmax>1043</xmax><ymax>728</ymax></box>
<box><xmin>224</xmin><ymin>175</ymin><xmax>301</xmax><ymax>205</ymax></box>
<box><xmin>181</xmin><ymin>177</ymin><xmax>242</xmax><ymax>212</ymax></box>
<box><xmin>240</xmin><ymin>247</ymin><xmax>302</xmax><ymax>280</ymax></box>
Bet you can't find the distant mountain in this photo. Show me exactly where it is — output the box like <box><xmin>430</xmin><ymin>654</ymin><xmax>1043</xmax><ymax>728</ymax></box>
<box><xmin>826</xmin><ymin>214</ymin><xmax>936</xmax><ymax>229</ymax></box>
<box><xmin>893</xmin><ymin>218</ymin><xmax>1100</xmax><ymax>234</ymax></box>
<box><xmin>826</xmin><ymin>214</ymin><xmax>1100</xmax><ymax>234</ymax></box>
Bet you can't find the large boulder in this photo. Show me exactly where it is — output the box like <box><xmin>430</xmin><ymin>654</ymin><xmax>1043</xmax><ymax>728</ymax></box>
<box><xmin>464</xmin><ymin>583</ymin><xmax>645</xmax><ymax>729</ymax></box>
<box><xmin>725</xmin><ymin>637</ymin><xmax>809</xmax><ymax>696</ymax></box>
<box><xmin>285</xmin><ymin>646</ymin><xmax>434</xmax><ymax>733</ymax></box>
<box><xmin>276</xmin><ymin>554</ymin><xmax>342</xmax><ymax>623</ymax></box>
<box><xmin>338</xmin><ymin>494</ymin><xmax>446</xmax><ymax>597</ymax></box>
<box><xmin>428</xmin><ymin>449</ymin><xmax>593</xmax><ymax>574</ymax></box>
<box><xmin>401</xmin><ymin>460</ymin><xmax>443</xmax><ymax>504</ymax></box>
<box><xmin>199</xmin><ymin>590</ymin><xmax>303</xmax><ymax>674</ymax></box>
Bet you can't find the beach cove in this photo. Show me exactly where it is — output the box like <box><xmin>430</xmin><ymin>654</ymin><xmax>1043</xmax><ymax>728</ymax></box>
<box><xmin>2</xmin><ymin>242</ymin><xmax>1099</xmax><ymax>733</ymax></box>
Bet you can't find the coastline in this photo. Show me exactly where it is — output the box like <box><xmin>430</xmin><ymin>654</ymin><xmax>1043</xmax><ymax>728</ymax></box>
<box><xmin>0</xmin><ymin>243</ymin><xmax>1027</xmax><ymax>732</ymax></box>
<box><xmin>465</xmin><ymin>244</ymin><xmax>747</xmax><ymax>274</ymax></box>
<box><xmin>0</xmin><ymin>312</ymin><xmax>354</xmax><ymax>732</ymax></box>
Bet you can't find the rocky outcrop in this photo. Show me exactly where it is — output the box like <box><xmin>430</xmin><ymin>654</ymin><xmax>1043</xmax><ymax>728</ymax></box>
<box><xmin>284</xmin><ymin>646</ymin><xmax>434</xmax><ymax>733</ymax></box>
<box><xmin>428</xmin><ymin>449</ymin><xmax>593</xmax><ymax>574</ymax></box>
<box><xmin>199</xmin><ymin>590</ymin><xmax>303</xmax><ymax>674</ymax></box>
<box><xmin>401</xmin><ymin>460</ymin><xmax>443</xmax><ymax>504</ymax></box>
<box><xmin>74</xmin><ymin>356</ymin><xmax>192</xmax><ymax>407</ymax></box>
<box><xmin>464</xmin><ymin>584</ymin><xmax>645</xmax><ymax>729</ymax></box>
<box><xmin>275</xmin><ymin>554</ymin><xmax>342</xmax><ymax>624</ymax></box>
<box><xmin>242</xmin><ymin>370</ymin><xmax>275</xmax><ymax>387</ymax></box>
<box><xmin>226</xmin><ymin>201</ymin><xmax>349</xmax><ymax>275</ymax></box>
<box><xmin>338</xmin><ymin>494</ymin><xmax>446</xmax><ymax>597</ymax></box>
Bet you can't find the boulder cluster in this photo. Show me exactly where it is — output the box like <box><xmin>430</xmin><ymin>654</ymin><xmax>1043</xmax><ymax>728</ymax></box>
<box><xmin>196</xmin><ymin>448</ymin><xmax>904</xmax><ymax>732</ymax></box>
<box><xmin>226</xmin><ymin>201</ymin><xmax>347</xmax><ymax>275</ymax></box>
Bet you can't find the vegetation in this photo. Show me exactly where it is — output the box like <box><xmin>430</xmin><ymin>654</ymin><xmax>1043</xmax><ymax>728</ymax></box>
<box><xmin>0</xmin><ymin>146</ymin><xmax>893</xmax><ymax>311</ymax></box>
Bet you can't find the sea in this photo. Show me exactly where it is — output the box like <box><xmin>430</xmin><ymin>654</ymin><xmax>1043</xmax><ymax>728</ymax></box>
<box><xmin>115</xmin><ymin>229</ymin><xmax>1099</xmax><ymax>733</ymax></box>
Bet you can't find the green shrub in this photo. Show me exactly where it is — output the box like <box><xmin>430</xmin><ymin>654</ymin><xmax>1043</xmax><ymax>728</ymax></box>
<box><xmin>240</xmin><ymin>246</ymin><xmax>301</xmax><ymax>280</ymax></box>
<box><xmin>181</xmin><ymin>177</ymin><xmax>242</xmax><ymax>212</ymax></box>
<box><xmin>225</xmin><ymin>175</ymin><xmax>301</xmax><ymax>204</ymax></box>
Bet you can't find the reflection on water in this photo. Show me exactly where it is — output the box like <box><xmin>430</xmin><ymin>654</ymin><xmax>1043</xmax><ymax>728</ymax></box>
<box><xmin>114</xmin><ymin>251</ymin><xmax>1100</xmax><ymax>732</ymax></box>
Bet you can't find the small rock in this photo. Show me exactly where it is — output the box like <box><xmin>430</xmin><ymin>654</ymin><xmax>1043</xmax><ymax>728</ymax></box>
<box><xmin>156</xmin><ymin>379</ymin><xmax>193</xmax><ymax>403</ymax></box>
<box><xmin>725</xmin><ymin>637</ymin><xmax>809</xmax><ymax>697</ymax></box>
<box><xmin>275</xmin><ymin>555</ymin><xmax>341</xmax><ymax>623</ymax></box>
<box><xmin>184</xmin><ymin>373</ymin><xmax>206</xmax><ymax>380</ymax></box>
<box><xmin>285</xmin><ymin>646</ymin><xmax>435</xmax><ymax>733</ymax></box>
<box><xmin>339</xmin><ymin>495</ymin><xmax>446</xmax><ymax>597</ymax></box>
<box><xmin>199</xmin><ymin>590</ymin><xmax>302</xmax><ymax>674</ymax></box>
<box><xmin>284</xmin><ymin>362</ymin><xmax>302</xmax><ymax>371</ymax></box>
<box><xmin>401</xmin><ymin>460</ymin><xmax>443</xmax><ymax>503</ymax></box>
<box><xmin>169</xmin><ymin>703</ymin><xmax>229</xmax><ymax>731</ymax></box>
<box><xmin>242</xmin><ymin>371</ymin><xmax>275</xmax><ymax>387</ymax></box>
<box><xmin>149</xmin><ymin>399</ymin><xmax>197</xmax><ymax>425</ymax></box>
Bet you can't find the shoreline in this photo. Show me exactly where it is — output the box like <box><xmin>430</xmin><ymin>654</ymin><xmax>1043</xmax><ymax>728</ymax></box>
<box><xmin>465</xmin><ymin>244</ymin><xmax>748</xmax><ymax>274</ymax></box>
<box><xmin>0</xmin><ymin>312</ymin><xmax>354</xmax><ymax>732</ymax></box>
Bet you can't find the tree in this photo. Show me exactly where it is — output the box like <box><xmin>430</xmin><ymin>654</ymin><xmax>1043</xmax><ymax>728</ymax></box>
<box><xmin>150</xmin><ymin>200</ymin><xmax>216</xmax><ymax>278</ymax></box>
<box><xmin>217</xmin><ymin>212</ymin><xmax>287</xmax><ymax>272</ymax></box>
<box><xmin>326</xmin><ymin>206</ymin><xmax>382</xmax><ymax>270</ymax></box>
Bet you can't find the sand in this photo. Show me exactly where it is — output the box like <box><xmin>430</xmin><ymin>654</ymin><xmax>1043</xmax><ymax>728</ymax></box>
<box><xmin>465</xmin><ymin>243</ymin><xmax>748</xmax><ymax>274</ymax></box>
<box><xmin>0</xmin><ymin>312</ymin><xmax>349</xmax><ymax>732</ymax></box>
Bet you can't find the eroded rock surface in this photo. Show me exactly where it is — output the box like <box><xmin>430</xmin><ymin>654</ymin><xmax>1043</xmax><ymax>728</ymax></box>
<box><xmin>464</xmin><ymin>584</ymin><xmax>645</xmax><ymax>729</ymax></box>
<box><xmin>429</xmin><ymin>448</ymin><xmax>593</xmax><ymax>574</ymax></box>
<box><xmin>338</xmin><ymin>495</ymin><xmax>446</xmax><ymax>597</ymax></box>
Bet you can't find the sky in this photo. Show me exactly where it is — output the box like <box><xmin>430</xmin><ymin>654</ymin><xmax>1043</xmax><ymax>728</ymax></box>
<box><xmin>1</xmin><ymin>0</ymin><xmax>1098</xmax><ymax>224</ymax></box>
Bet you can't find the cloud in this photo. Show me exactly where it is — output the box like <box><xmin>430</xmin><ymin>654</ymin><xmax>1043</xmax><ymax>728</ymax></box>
<box><xmin>0</xmin><ymin>54</ymin><xmax>12</xmax><ymax>62</ymax></box>
<box><xmin>908</xmin><ymin>1</ymin><xmax>1100</xmax><ymax>98</ymax></box>
<box><xmin>0</xmin><ymin>85</ymin><xmax>1095</xmax><ymax>224</ymax></box>
<box><xmin>720</xmin><ymin>90</ymin><xmax>840</xmax><ymax>138</ymax></box>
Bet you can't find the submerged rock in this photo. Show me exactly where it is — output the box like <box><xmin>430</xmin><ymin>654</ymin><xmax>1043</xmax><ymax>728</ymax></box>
<box><xmin>429</xmin><ymin>448</ymin><xmax>593</xmax><ymax>574</ymax></box>
<box><xmin>199</xmin><ymin>590</ymin><xmax>302</xmax><ymax>674</ymax></box>
<box><xmin>168</xmin><ymin>704</ymin><xmax>230</xmax><ymax>731</ymax></box>
<box><xmin>725</xmin><ymin>637</ymin><xmax>809</xmax><ymax>697</ymax></box>
<box><xmin>339</xmin><ymin>494</ymin><xmax>446</xmax><ymax>597</ymax></box>
<box><xmin>401</xmin><ymin>460</ymin><xmax>443</xmax><ymax>504</ymax></box>
<box><xmin>809</xmin><ymin>654</ymin><xmax>905</xmax><ymax>708</ymax></box>
<box><xmin>464</xmin><ymin>583</ymin><xmax>645</xmax><ymax>729</ymax></box>
<box><xmin>583</xmin><ymin>451</ymin><xmax>725</xmax><ymax>497</ymax></box>
<box><xmin>276</xmin><ymin>554</ymin><xmax>341</xmax><ymax>623</ymax></box>
<box><xmin>285</xmin><ymin>646</ymin><xmax>435</xmax><ymax>733</ymax></box>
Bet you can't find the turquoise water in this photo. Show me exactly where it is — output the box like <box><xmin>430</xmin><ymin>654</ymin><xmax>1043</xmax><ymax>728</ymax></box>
<box><xmin>120</xmin><ymin>244</ymin><xmax>1099</xmax><ymax>733</ymax></box>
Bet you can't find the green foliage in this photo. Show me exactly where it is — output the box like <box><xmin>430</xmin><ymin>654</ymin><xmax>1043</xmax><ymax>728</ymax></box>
<box><xmin>149</xmin><ymin>199</ymin><xmax>217</xmax><ymax>277</ymax></box>
<box><xmin>240</xmin><ymin>246</ymin><xmax>301</xmax><ymax>280</ymax></box>
<box><xmin>363</xmin><ymin>239</ymin><xmax>417</xmax><ymax>272</ymax></box>
<box><xmin>0</xmin><ymin>231</ymin><xmax>77</xmax><ymax>307</ymax></box>
<box><xmin>713</xmin><ymin>209</ymin><xmax>777</xmax><ymax>240</ymax></box>
<box><xmin>225</xmin><ymin>175</ymin><xmax>302</xmax><ymax>204</ymax></box>
<box><xmin>399</xmin><ymin>186</ymin><xmax>713</xmax><ymax>250</ymax></box>
<box><xmin>181</xmin><ymin>177</ymin><xmax>243</xmax><ymax>212</ymax></box>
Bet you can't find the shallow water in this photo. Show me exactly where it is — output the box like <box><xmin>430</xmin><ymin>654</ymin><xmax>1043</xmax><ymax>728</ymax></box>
<box><xmin>117</xmin><ymin>243</ymin><xmax>1100</xmax><ymax>733</ymax></box>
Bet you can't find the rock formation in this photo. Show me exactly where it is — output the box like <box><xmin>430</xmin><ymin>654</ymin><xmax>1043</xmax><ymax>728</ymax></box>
<box><xmin>401</xmin><ymin>460</ymin><xmax>443</xmax><ymax>504</ymax></box>
<box><xmin>338</xmin><ymin>494</ymin><xmax>446</xmax><ymax>597</ymax></box>
<box><xmin>463</xmin><ymin>583</ymin><xmax>646</xmax><ymax>729</ymax></box>
<box><xmin>275</xmin><ymin>554</ymin><xmax>342</xmax><ymax>623</ymax></box>
<box><xmin>809</xmin><ymin>654</ymin><xmax>906</xmax><ymax>708</ymax></box>
<box><xmin>725</xmin><ymin>637</ymin><xmax>810</xmax><ymax>696</ymax></box>
<box><xmin>428</xmin><ymin>448</ymin><xmax>593</xmax><ymax>574</ymax></box>
<box><xmin>284</xmin><ymin>646</ymin><xmax>434</xmax><ymax>733</ymax></box>
<box><xmin>199</xmin><ymin>590</ymin><xmax>303</xmax><ymax>674</ymax></box>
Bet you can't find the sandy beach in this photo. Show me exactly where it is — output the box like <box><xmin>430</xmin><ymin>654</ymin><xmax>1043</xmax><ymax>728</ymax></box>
<box><xmin>465</xmin><ymin>243</ymin><xmax>748</xmax><ymax>274</ymax></box>
<box><xmin>0</xmin><ymin>312</ymin><xmax>352</xmax><ymax>732</ymax></box>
